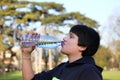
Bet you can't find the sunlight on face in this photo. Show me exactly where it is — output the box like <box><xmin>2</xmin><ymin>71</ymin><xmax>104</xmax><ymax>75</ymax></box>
<box><xmin>61</xmin><ymin>32</ymin><xmax>80</xmax><ymax>55</ymax></box>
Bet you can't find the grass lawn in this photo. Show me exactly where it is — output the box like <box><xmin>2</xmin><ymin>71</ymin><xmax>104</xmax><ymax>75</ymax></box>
<box><xmin>0</xmin><ymin>71</ymin><xmax>23</xmax><ymax>80</ymax></box>
<box><xmin>0</xmin><ymin>70</ymin><xmax>120</xmax><ymax>80</ymax></box>
<box><xmin>102</xmin><ymin>71</ymin><xmax>120</xmax><ymax>80</ymax></box>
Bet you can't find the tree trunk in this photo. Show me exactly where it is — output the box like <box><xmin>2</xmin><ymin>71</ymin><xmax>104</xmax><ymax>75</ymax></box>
<box><xmin>1</xmin><ymin>51</ymin><xmax>6</xmax><ymax>75</ymax></box>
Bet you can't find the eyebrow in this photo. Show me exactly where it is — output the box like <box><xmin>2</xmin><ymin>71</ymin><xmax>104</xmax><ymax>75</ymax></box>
<box><xmin>70</xmin><ymin>32</ymin><xmax>73</xmax><ymax>35</ymax></box>
<box><xmin>70</xmin><ymin>32</ymin><xmax>75</xmax><ymax>36</ymax></box>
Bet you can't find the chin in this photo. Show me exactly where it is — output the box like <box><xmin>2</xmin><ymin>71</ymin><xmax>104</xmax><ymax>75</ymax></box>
<box><xmin>61</xmin><ymin>49</ymin><xmax>68</xmax><ymax>55</ymax></box>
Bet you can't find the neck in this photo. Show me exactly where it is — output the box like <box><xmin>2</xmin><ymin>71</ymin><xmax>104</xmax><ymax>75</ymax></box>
<box><xmin>68</xmin><ymin>53</ymin><xmax>83</xmax><ymax>63</ymax></box>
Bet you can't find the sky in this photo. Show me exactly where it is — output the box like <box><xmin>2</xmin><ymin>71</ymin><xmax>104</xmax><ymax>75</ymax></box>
<box><xmin>29</xmin><ymin>0</ymin><xmax>120</xmax><ymax>25</ymax></box>
<box><xmin>26</xmin><ymin>0</ymin><xmax>120</xmax><ymax>47</ymax></box>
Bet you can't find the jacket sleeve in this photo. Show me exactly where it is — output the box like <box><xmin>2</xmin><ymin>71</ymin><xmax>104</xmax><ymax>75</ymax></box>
<box><xmin>31</xmin><ymin>63</ymin><xmax>65</xmax><ymax>80</ymax></box>
<box><xmin>31</xmin><ymin>71</ymin><xmax>53</xmax><ymax>80</ymax></box>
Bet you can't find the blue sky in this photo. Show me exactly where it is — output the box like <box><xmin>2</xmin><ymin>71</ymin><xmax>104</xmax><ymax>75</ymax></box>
<box><xmin>27</xmin><ymin>0</ymin><xmax>120</xmax><ymax>47</ymax></box>
<box><xmin>29</xmin><ymin>0</ymin><xmax>120</xmax><ymax>25</ymax></box>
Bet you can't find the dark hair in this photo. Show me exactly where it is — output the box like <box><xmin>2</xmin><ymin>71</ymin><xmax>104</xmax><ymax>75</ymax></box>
<box><xmin>70</xmin><ymin>25</ymin><xmax>100</xmax><ymax>56</ymax></box>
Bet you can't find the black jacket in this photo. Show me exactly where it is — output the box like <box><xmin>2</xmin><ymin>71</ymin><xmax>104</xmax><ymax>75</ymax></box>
<box><xmin>32</xmin><ymin>56</ymin><xmax>103</xmax><ymax>80</ymax></box>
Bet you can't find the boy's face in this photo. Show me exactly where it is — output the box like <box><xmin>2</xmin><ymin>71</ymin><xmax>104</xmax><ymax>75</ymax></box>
<box><xmin>61</xmin><ymin>32</ymin><xmax>81</xmax><ymax>55</ymax></box>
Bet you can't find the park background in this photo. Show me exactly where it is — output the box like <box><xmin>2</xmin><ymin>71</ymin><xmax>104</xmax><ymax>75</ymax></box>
<box><xmin>0</xmin><ymin>0</ymin><xmax>120</xmax><ymax>80</ymax></box>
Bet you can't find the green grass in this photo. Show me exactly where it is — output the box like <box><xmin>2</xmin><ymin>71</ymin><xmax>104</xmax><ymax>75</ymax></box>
<box><xmin>0</xmin><ymin>70</ymin><xmax>120</xmax><ymax>80</ymax></box>
<box><xmin>102</xmin><ymin>71</ymin><xmax>120</xmax><ymax>80</ymax></box>
<box><xmin>0</xmin><ymin>71</ymin><xmax>23</xmax><ymax>80</ymax></box>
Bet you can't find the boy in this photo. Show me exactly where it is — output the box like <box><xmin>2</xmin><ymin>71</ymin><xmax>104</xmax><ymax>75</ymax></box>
<box><xmin>22</xmin><ymin>24</ymin><xmax>103</xmax><ymax>80</ymax></box>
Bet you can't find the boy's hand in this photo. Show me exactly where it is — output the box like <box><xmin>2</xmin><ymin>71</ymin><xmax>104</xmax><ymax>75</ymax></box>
<box><xmin>21</xmin><ymin>46</ymin><xmax>35</xmax><ymax>55</ymax></box>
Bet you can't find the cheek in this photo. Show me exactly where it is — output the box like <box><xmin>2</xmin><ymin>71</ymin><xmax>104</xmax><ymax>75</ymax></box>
<box><xmin>61</xmin><ymin>44</ymin><xmax>77</xmax><ymax>54</ymax></box>
<box><xmin>61</xmin><ymin>40</ymin><xmax>79</xmax><ymax>54</ymax></box>
<box><xmin>61</xmin><ymin>45</ymin><xmax>71</xmax><ymax>54</ymax></box>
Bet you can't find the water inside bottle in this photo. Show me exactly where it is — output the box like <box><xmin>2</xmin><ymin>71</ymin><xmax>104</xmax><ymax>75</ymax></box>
<box><xmin>21</xmin><ymin>33</ymin><xmax>63</xmax><ymax>48</ymax></box>
<box><xmin>36</xmin><ymin>41</ymin><xmax>63</xmax><ymax>48</ymax></box>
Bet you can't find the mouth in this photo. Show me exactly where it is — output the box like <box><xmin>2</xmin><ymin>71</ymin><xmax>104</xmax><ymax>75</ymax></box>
<box><xmin>61</xmin><ymin>41</ymin><xmax>64</xmax><ymax>47</ymax></box>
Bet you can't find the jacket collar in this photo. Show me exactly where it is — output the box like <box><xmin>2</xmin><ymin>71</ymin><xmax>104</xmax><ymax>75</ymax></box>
<box><xmin>66</xmin><ymin>56</ymin><xmax>96</xmax><ymax>67</ymax></box>
<box><xmin>65</xmin><ymin>56</ymin><xmax>103</xmax><ymax>72</ymax></box>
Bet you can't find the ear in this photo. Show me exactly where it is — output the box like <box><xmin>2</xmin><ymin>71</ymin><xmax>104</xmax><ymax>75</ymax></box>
<box><xmin>78</xmin><ymin>46</ymin><xmax>87</xmax><ymax>52</ymax></box>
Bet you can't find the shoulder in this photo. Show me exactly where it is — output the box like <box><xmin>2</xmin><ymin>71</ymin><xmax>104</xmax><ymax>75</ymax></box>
<box><xmin>32</xmin><ymin>63</ymin><xmax>66</xmax><ymax>80</ymax></box>
<box><xmin>80</xmin><ymin>63</ymin><xmax>102</xmax><ymax>75</ymax></box>
<box><xmin>82</xmin><ymin>64</ymin><xmax>98</xmax><ymax>71</ymax></box>
<box><xmin>80</xmin><ymin>63</ymin><xmax>94</xmax><ymax>69</ymax></box>
<box><xmin>79</xmin><ymin>64</ymin><xmax>103</xmax><ymax>80</ymax></box>
<box><xmin>51</xmin><ymin>62</ymin><xmax>66</xmax><ymax>71</ymax></box>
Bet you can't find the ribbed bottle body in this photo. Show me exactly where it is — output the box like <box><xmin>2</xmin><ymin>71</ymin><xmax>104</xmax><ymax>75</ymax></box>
<box><xmin>22</xmin><ymin>33</ymin><xmax>63</xmax><ymax>48</ymax></box>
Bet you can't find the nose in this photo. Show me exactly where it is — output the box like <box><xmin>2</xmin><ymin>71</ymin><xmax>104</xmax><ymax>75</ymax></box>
<box><xmin>63</xmin><ymin>36</ymin><xmax>68</xmax><ymax>41</ymax></box>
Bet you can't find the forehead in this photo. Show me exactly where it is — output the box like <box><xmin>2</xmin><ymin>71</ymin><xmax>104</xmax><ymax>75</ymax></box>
<box><xmin>69</xmin><ymin>32</ymin><xmax>74</xmax><ymax>35</ymax></box>
<box><xmin>69</xmin><ymin>32</ymin><xmax>78</xmax><ymax>37</ymax></box>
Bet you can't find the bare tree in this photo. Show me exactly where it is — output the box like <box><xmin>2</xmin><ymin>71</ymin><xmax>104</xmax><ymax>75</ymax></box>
<box><xmin>99</xmin><ymin>7</ymin><xmax>120</xmax><ymax>70</ymax></box>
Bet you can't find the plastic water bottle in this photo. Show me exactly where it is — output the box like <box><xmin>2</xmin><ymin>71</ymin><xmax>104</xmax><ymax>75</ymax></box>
<box><xmin>22</xmin><ymin>33</ymin><xmax>63</xmax><ymax>48</ymax></box>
